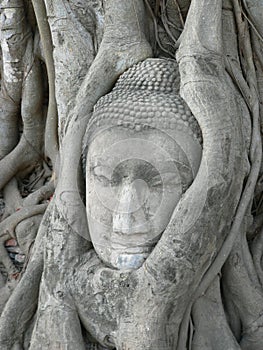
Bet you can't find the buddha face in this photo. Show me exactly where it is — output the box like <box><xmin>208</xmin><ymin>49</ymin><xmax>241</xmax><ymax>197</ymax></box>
<box><xmin>86</xmin><ymin>126</ymin><xmax>196</xmax><ymax>270</ymax></box>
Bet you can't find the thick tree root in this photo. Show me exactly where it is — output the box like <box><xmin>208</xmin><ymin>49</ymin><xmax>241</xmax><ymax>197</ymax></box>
<box><xmin>0</xmin><ymin>100</ymin><xmax>19</xmax><ymax>161</ymax></box>
<box><xmin>0</xmin><ymin>56</ymin><xmax>44</xmax><ymax>192</ymax></box>
<box><xmin>0</xmin><ymin>203</ymin><xmax>53</xmax><ymax>348</ymax></box>
<box><xmin>0</xmin><ymin>279</ymin><xmax>18</xmax><ymax>317</ymax></box>
<box><xmin>223</xmin><ymin>233</ymin><xmax>263</xmax><ymax>350</ymax></box>
<box><xmin>243</xmin><ymin>0</ymin><xmax>263</xmax><ymax>38</ymax></box>
<box><xmin>0</xmin><ymin>0</ymin><xmax>54</xmax><ymax>327</ymax></box>
<box><xmin>0</xmin><ymin>204</ymin><xmax>47</xmax><ymax>277</ymax></box>
<box><xmin>3</xmin><ymin>178</ymin><xmax>23</xmax><ymax>218</ymax></box>
<box><xmin>23</xmin><ymin>181</ymin><xmax>54</xmax><ymax>207</ymax></box>
<box><xmin>191</xmin><ymin>276</ymin><xmax>240</xmax><ymax>350</ymax></box>
<box><xmin>250</xmin><ymin>228</ymin><xmax>263</xmax><ymax>286</ymax></box>
<box><xmin>0</xmin><ymin>1</ymin><xmax>28</xmax><ymax>160</ymax></box>
<box><xmin>15</xmin><ymin>214</ymin><xmax>44</xmax><ymax>255</ymax></box>
<box><xmin>31</xmin><ymin>0</ymin><xmax>59</xmax><ymax>167</ymax></box>
<box><xmin>0</xmin><ymin>204</ymin><xmax>48</xmax><ymax>240</ymax></box>
<box><xmin>0</xmin><ymin>244</ymin><xmax>19</xmax><ymax>277</ymax></box>
<box><xmin>175</xmin><ymin>0</ymin><xmax>262</xmax><ymax>347</ymax></box>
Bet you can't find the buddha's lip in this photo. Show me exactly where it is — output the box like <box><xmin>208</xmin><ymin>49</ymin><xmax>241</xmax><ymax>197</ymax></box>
<box><xmin>110</xmin><ymin>240</ymin><xmax>154</xmax><ymax>253</ymax></box>
<box><xmin>113</xmin><ymin>247</ymin><xmax>152</xmax><ymax>255</ymax></box>
<box><xmin>110</xmin><ymin>231</ymin><xmax>162</xmax><ymax>248</ymax></box>
<box><xmin>113</xmin><ymin>244</ymin><xmax>152</xmax><ymax>251</ymax></box>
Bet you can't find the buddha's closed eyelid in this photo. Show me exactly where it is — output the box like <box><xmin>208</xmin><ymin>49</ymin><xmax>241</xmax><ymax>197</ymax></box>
<box><xmin>174</xmin><ymin>160</ymin><xmax>191</xmax><ymax>172</ymax></box>
<box><xmin>150</xmin><ymin>175</ymin><xmax>181</xmax><ymax>193</ymax></box>
<box><xmin>162</xmin><ymin>172</ymin><xmax>181</xmax><ymax>182</ymax></box>
<box><xmin>151</xmin><ymin>172</ymin><xmax>180</xmax><ymax>183</ymax></box>
<box><xmin>150</xmin><ymin>175</ymin><xmax>162</xmax><ymax>187</ymax></box>
<box><xmin>92</xmin><ymin>165</ymin><xmax>112</xmax><ymax>179</ymax></box>
<box><xmin>96</xmin><ymin>174</ymin><xmax>111</xmax><ymax>184</ymax></box>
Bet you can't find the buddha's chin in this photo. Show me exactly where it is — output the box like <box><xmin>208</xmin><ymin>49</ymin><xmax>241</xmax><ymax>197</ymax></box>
<box><xmin>106</xmin><ymin>242</ymin><xmax>154</xmax><ymax>270</ymax></box>
<box><xmin>110</xmin><ymin>250</ymin><xmax>151</xmax><ymax>270</ymax></box>
<box><xmin>92</xmin><ymin>240</ymin><xmax>157</xmax><ymax>270</ymax></box>
<box><xmin>92</xmin><ymin>241</ymin><xmax>154</xmax><ymax>270</ymax></box>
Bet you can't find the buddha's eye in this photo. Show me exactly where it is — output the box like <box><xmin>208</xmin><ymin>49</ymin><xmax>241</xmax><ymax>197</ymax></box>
<box><xmin>162</xmin><ymin>172</ymin><xmax>178</xmax><ymax>183</ymax></box>
<box><xmin>92</xmin><ymin>165</ymin><xmax>113</xmax><ymax>186</ymax></box>
<box><xmin>150</xmin><ymin>175</ymin><xmax>163</xmax><ymax>188</ymax></box>
<box><xmin>150</xmin><ymin>173</ymin><xmax>181</xmax><ymax>190</ymax></box>
<box><xmin>96</xmin><ymin>174</ymin><xmax>111</xmax><ymax>186</ymax></box>
<box><xmin>162</xmin><ymin>173</ymin><xmax>182</xmax><ymax>192</ymax></box>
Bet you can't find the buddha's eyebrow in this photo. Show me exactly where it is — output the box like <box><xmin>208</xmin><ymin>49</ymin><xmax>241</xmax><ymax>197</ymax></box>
<box><xmin>151</xmin><ymin>160</ymin><xmax>179</xmax><ymax>174</ymax></box>
<box><xmin>91</xmin><ymin>164</ymin><xmax>113</xmax><ymax>177</ymax></box>
<box><xmin>89</xmin><ymin>157</ymin><xmax>107</xmax><ymax>168</ymax></box>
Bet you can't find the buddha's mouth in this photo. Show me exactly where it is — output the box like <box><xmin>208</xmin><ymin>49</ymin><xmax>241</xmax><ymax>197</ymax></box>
<box><xmin>109</xmin><ymin>232</ymin><xmax>163</xmax><ymax>255</ymax></box>
<box><xmin>110</xmin><ymin>242</ymin><xmax>153</xmax><ymax>255</ymax></box>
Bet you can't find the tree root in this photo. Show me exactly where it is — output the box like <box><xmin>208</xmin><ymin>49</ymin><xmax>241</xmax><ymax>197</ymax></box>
<box><xmin>243</xmin><ymin>0</ymin><xmax>263</xmax><ymax>39</ymax></box>
<box><xmin>15</xmin><ymin>214</ymin><xmax>43</xmax><ymax>255</ymax></box>
<box><xmin>222</xmin><ymin>232</ymin><xmax>263</xmax><ymax>350</ymax></box>
<box><xmin>0</xmin><ymin>55</ymin><xmax>45</xmax><ymax>192</ymax></box>
<box><xmin>191</xmin><ymin>276</ymin><xmax>240</xmax><ymax>350</ymax></box>
<box><xmin>31</xmin><ymin>0</ymin><xmax>59</xmax><ymax>167</ymax></box>
<box><xmin>250</xmin><ymin>227</ymin><xmax>263</xmax><ymax>288</ymax></box>
<box><xmin>0</xmin><ymin>138</ymin><xmax>42</xmax><ymax>193</ymax></box>
<box><xmin>2</xmin><ymin>178</ymin><xmax>23</xmax><ymax>218</ymax></box>
<box><xmin>0</xmin><ymin>279</ymin><xmax>19</xmax><ymax>317</ymax></box>
<box><xmin>0</xmin><ymin>204</ymin><xmax>47</xmax><ymax>277</ymax></box>
<box><xmin>0</xmin><ymin>99</ymin><xmax>19</xmax><ymax>161</ymax></box>
<box><xmin>0</xmin><ymin>256</ymin><xmax>43</xmax><ymax>349</ymax></box>
<box><xmin>176</xmin><ymin>0</ymin><xmax>191</xmax><ymax>20</ymax></box>
<box><xmin>0</xmin><ymin>9</ymin><xmax>50</xmax><ymax>285</ymax></box>
<box><xmin>0</xmin><ymin>1</ymin><xmax>28</xmax><ymax>160</ymax></box>
<box><xmin>175</xmin><ymin>0</ymin><xmax>262</xmax><ymax>347</ymax></box>
<box><xmin>0</xmin><ymin>202</ymin><xmax>53</xmax><ymax>348</ymax></box>
<box><xmin>0</xmin><ymin>204</ymin><xmax>47</xmax><ymax>240</ymax></box>
<box><xmin>0</xmin><ymin>244</ymin><xmax>19</xmax><ymax>277</ymax></box>
<box><xmin>23</xmin><ymin>181</ymin><xmax>54</xmax><ymax>207</ymax></box>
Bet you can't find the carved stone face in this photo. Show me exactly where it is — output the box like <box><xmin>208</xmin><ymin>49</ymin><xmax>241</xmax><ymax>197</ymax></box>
<box><xmin>86</xmin><ymin>126</ymin><xmax>200</xmax><ymax>270</ymax></box>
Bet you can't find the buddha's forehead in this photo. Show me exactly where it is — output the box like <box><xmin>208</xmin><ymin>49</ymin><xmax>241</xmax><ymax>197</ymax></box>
<box><xmin>87</xmin><ymin>126</ymin><xmax>181</xmax><ymax>160</ymax></box>
<box><xmin>87</xmin><ymin>125</ymin><xmax>202</xmax><ymax>177</ymax></box>
<box><xmin>87</xmin><ymin>126</ymin><xmax>184</xmax><ymax>191</ymax></box>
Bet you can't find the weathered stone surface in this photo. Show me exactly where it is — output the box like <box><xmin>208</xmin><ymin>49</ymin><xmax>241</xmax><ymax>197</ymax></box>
<box><xmin>83</xmin><ymin>58</ymin><xmax>202</xmax><ymax>271</ymax></box>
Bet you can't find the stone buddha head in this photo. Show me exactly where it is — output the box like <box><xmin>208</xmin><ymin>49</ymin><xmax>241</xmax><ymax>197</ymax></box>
<box><xmin>83</xmin><ymin>59</ymin><xmax>202</xmax><ymax>270</ymax></box>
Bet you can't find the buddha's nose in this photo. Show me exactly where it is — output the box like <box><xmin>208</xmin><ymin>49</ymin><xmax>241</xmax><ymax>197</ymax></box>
<box><xmin>112</xmin><ymin>179</ymin><xmax>150</xmax><ymax>235</ymax></box>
